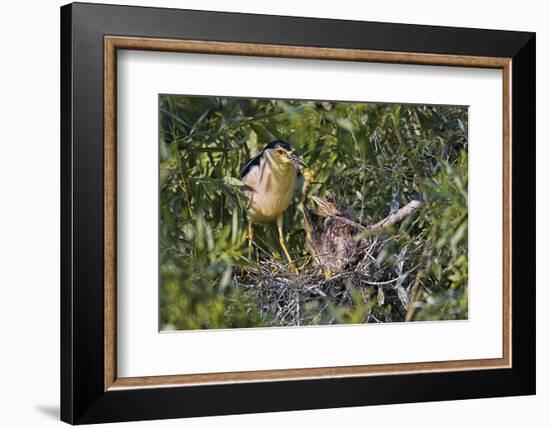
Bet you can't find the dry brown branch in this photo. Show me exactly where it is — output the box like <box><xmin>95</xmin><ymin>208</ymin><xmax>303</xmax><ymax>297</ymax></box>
<box><xmin>367</xmin><ymin>200</ymin><xmax>423</xmax><ymax>231</ymax></box>
<box><xmin>327</xmin><ymin>200</ymin><xmax>422</xmax><ymax>231</ymax></box>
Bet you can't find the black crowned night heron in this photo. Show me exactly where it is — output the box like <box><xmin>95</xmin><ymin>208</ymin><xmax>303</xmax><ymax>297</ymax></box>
<box><xmin>239</xmin><ymin>140</ymin><xmax>308</xmax><ymax>268</ymax></box>
<box><xmin>303</xmin><ymin>194</ymin><xmax>366</xmax><ymax>276</ymax></box>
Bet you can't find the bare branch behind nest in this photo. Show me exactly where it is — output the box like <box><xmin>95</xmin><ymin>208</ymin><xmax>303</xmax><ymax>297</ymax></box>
<box><xmin>328</xmin><ymin>200</ymin><xmax>422</xmax><ymax>231</ymax></box>
<box><xmin>367</xmin><ymin>200</ymin><xmax>422</xmax><ymax>231</ymax></box>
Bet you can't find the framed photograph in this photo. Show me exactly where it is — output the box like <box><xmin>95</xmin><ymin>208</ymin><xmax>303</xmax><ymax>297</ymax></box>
<box><xmin>60</xmin><ymin>2</ymin><xmax>535</xmax><ymax>424</ymax></box>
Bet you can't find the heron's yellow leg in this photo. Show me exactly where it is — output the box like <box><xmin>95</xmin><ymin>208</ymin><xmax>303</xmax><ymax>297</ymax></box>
<box><xmin>247</xmin><ymin>223</ymin><xmax>254</xmax><ymax>260</ymax></box>
<box><xmin>277</xmin><ymin>214</ymin><xmax>297</xmax><ymax>273</ymax></box>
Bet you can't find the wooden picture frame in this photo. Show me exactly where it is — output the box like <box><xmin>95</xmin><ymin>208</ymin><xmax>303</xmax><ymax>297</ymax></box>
<box><xmin>61</xmin><ymin>2</ymin><xmax>535</xmax><ymax>424</ymax></box>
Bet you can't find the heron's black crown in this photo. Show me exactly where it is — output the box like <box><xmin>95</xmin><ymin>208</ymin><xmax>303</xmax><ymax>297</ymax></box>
<box><xmin>265</xmin><ymin>140</ymin><xmax>292</xmax><ymax>151</ymax></box>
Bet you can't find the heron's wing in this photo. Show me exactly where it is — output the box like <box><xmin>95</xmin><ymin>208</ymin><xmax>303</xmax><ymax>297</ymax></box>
<box><xmin>238</xmin><ymin>150</ymin><xmax>264</xmax><ymax>179</ymax></box>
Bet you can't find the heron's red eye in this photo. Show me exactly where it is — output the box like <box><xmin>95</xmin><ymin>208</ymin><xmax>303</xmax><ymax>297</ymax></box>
<box><xmin>276</xmin><ymin>148</ymin><xmax>285</xmax><ymax>155</ymax></box>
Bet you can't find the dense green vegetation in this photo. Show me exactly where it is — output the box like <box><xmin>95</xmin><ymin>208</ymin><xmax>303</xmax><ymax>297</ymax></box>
<box><xmin>159</xmin><ymin>95</ymin><xmax>468</xmax><ymax>330</ymax></box>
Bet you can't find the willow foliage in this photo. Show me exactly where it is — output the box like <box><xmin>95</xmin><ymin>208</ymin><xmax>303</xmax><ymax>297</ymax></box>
<box><xmin>159</xmin><ymin>95</ymin><xmax>468</xmax><ymax>330</ymax></box>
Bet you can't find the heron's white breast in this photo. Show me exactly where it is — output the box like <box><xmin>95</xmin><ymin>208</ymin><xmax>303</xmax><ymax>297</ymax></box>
<box><xmin>242</xmin><ymin>151</ymin><xmax>297</xmax><ymax>224</ymax></box>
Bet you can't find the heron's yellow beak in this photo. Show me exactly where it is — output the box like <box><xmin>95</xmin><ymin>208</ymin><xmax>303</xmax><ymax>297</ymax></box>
<box><xmin>311</xmin><ymin>195</ymin><xmax>340</xmax><ymax>217</ymax></box>
<box><xmin>287</xmin><ymin>152</ymin><xmax>308</xmax><ymax>169</ymax></box>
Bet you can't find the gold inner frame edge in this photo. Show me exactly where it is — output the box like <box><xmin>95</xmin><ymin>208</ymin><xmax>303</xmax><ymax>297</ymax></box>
<box><xmin>104</xmin><ymin>35</ymin><xmax>512</xmax><ymax>391</ymax></box>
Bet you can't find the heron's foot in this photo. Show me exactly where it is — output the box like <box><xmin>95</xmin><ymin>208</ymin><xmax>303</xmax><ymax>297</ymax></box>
<box><xmin>280</xmin><ymin>247</ymin><xmax>298</xmax><ymax>274</ymax></box>
<box><xmin>324</xmin><ymin>269</ymin><xmax>334</xmax><ymax>279</ymax></box>
<box><xmin>248</xmin><ymin>243</ymin><xmax>261</xmax><ymax>267</ymax></box>
<box><xmin>276</xmin><ymin>215</ymin><xmax>298</xmax><ymax>274</ymax></box>
<box><xmin>288</xmin><ymin>261</ymin><xmax>299</xmax><ymax>275</ymax></box>
<box><xmin>247</xmin><ymin>223</ymin><xmax>258</xmax><ymax>264</ymax></box>
<box><xmin>279</xmin><ymin>242</ymin><xmax>298</xmax><ymax>274</ymax></box>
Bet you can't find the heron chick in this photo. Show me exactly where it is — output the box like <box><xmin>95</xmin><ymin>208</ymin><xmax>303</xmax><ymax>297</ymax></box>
<box><xmin>239</xmin><ymin>140</ymin><xmax>308</xmax><ymax>269</ymax></box>
<box><xmin>304</xmin><ymin>194</ymin><xmax>365</xmax><ymax>276</ymax></box>
<box><xmin>304</xmin><ymin>194</ymin><xmax>423</xmax><ymax>277</ymax></box>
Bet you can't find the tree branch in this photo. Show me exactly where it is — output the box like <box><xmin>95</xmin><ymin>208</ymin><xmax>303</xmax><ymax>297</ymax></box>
<box><xmin>328</xmin><ymin>200</ymin><xmax>422</xmax><ymax>231</ymax></box>
<box><xmin>366</xmin><ymin>200</ymin><xmax>422</xmax><ymax>231</ymax></box>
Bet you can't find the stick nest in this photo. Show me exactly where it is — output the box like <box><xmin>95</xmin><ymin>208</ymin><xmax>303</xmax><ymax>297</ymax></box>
<box><xmin>234</xmin><ymin>235</ymin><xmax>421</xmax><ymax>326</ymax></box>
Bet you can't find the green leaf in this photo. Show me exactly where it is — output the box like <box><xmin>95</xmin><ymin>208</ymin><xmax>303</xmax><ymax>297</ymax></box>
<box><xmin>223</xmin><ymin>176</ymin><xmax>245</xmax><ymax>187</ymax></box>
<box><xmin>377</xmin><ymin>287</ymin><xmax>385</xmax><ymax>306</ymax></box>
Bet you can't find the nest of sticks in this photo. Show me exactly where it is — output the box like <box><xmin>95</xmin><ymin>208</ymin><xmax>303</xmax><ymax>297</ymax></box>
<box><xmin>233</xmin><ymin>201</ymin><xmax>423</xmax><ymax>326</ymax></box>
